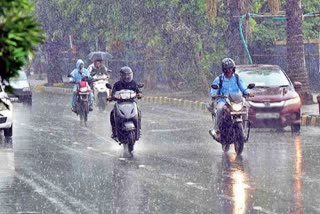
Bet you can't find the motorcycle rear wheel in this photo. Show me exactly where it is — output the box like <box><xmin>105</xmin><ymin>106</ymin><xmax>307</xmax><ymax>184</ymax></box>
<box><xmin>234</xmin><ymin>123</ymin><xmax>245</xmax><ymax>155</ymax></box>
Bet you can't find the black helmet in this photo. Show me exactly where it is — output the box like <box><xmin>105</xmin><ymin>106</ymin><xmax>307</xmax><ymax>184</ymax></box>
<box><xmin>119</xmin><ymin>66</ymin><xmax>133</xmax><ymax>83</ymax></box>
<box><xmin>221</xmin><ymin>57</ymin><xmax>236</xmax><ymax>73</ymax></box>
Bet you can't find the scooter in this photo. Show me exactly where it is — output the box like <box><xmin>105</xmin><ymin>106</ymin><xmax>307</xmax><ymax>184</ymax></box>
<box><xmin>107</xmin><ymin>84</ymin><xmax>143</xmax><ymax>156</ymax></box>
<box><xmin>210</xmin><ymin>83</ymin><xmax>255</xmax><ymax>155</ymax></box>
<box><xmin>75</xmin><ymin>80</ymin><xmax>91</xmax><ymax>124</ymax></box>
<box><xmin>92</xmin><ymin>73</ymin><xmax>111</xmax><ymax>111</ymax></box>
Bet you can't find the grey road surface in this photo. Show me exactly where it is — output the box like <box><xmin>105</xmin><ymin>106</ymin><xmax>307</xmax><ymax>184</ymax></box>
<box><xmin>0</xmin><ymin>91</ymin><xmax>319</xmax><ymax>214</ymax></box>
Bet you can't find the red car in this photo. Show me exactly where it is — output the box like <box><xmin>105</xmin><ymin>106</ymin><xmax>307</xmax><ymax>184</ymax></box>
<box><xmin>236</xmin><ymin>64</ymin><xmax>302</xmax><ymax>132</ymax></box>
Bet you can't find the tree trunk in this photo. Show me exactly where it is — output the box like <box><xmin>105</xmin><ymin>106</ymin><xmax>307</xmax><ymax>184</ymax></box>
<box><xmin>45</xmin><ymin>40</ymin><xmax>64</xmax><ymax>86</ymax></box>
<box><xmin>227</xmin><ymin>0</ymin><xmax>248</xmax><ymax>64</ymax></box>
<box><xmin>286</xmin><ymin>0</ymin><xmax>312</xmax><ymax>104</ymax></box>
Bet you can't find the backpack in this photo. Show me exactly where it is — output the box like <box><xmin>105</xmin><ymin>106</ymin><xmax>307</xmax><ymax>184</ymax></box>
<box><xmin>218</xmin><ymin>73</ymin><xmax>240</xmax><ymax>95</ymax></box>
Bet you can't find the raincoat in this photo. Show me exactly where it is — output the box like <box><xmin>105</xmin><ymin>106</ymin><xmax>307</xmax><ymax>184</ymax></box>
<box><xmin>70</xmin><ymin>59</ymin><xmax>90</xmax><ymax>92</ymax></box>
<box><xmin>210</xmin><ymin>73</ymin><xmax>248</xmax><ymax>104</ymax></box>
<box><xmin>69</xmin><ymin>59</ymin><xmax>93</xmax><ymax>107</ymax></box>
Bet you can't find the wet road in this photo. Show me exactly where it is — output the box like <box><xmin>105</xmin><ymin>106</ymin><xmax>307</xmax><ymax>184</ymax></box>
<box><xmin>0</xmin><ymin>91</ymin><xmax>319</xmax><ymax>214</ymax></box>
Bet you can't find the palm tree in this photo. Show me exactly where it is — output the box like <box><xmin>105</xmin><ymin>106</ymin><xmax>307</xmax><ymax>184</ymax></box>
<box><xmin>286</xmin><ymin>0</ymin><xmax>312</xmax><ymax>104</ymax></box>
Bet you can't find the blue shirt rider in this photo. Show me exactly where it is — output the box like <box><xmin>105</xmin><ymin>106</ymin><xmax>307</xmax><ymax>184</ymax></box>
<box><xmin>209</xmin><ymin>57</ymin><xmax>252</xmax><ymax>142</ymax></box>
<box><xmin>69</xmin><ymin>59</ymin><xmax>93</xmax><ymax>111</ymax></box>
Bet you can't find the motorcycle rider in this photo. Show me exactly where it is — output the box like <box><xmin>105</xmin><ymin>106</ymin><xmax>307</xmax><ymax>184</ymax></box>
<box><xmin>110</xmin><ymin>66</ymin><xmax>142</xmax><ymax>141</ymax></box>
<box><xmin>69</xmin><ymin>59</ymin><xmax>94</xmax><ymax>112</ymax></box>
<box><xmin>87</xmin><ymin>59</ymin><xmax>111</xmax><ymax>78</ymax></box>
<box><xmin>209</xmin><ymin>57</ymin><xmax>253</xmax><ymax>142</ymax></box>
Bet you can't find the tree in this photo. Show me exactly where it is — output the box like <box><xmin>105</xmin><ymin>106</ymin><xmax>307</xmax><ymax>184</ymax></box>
<box><xmin>286</xmin><ymin>0</ymin><xmax>312</xmax><ymax>104</ymax></box>
<box><xmin>0</xmin><ymin>0</ymin><xmax>45</xmax><ymax>81</ymax></box>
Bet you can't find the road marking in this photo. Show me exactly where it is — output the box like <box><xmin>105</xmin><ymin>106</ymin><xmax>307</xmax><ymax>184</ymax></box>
<box><xmin>160</xmin><ymin>173</ymin><xmax>180</xmax><ymax>180</ymax></box>
<box><xmin>17</xmin><ymin>212</ymin><xmax>39</xmax><ymax>214</ymax></box>
<box><xmin>185</xmin><ymin>182</ymin><xmax>208</xmax><ymax>191</ymax></box>
<box><xmin>253</xmin><ymin>206</ymin><xmax>277</xmax><ymax>214</ymax></box>
<box><xmin>149</xmin><ymin>128</ymin><xmax>192</xmax><ymax>133</ymax></box>
<box><xmin>218</xmin><ymin>194</ymin><xmax>233</xmax><ymax>201</ymax></box>
<box><xmin>101</xmin><ymin>152</ymin><xmax>116</xmax><ymax>157</ymax></box>
<box><xmin>15</xmin><ymin>173</ymin><xmax>76</xmax><ymax>214</ymax></box>
<box><xmin>23</xmin><ymin>170</ymin><xmax>98</xmax><ymax>214</ymax></box>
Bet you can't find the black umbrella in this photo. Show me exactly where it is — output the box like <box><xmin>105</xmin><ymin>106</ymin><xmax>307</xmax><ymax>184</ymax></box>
<box><xmin>87</xmin><ymin>51</ymin><xmax>113</xmax><ymax>61</ymax></box>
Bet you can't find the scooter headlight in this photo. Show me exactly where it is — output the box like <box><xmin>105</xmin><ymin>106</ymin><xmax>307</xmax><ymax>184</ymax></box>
<box><xmin>231</xmin><ymin>103</ymin><xmax>243</xmax><ymax>112</ymax></box>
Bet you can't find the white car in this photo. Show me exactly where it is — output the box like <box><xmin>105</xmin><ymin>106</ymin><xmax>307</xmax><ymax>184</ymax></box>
<box><xmin>0</xmin><ymin>83</ymin><xmax>13</xmax><ymax>137</ymax></box>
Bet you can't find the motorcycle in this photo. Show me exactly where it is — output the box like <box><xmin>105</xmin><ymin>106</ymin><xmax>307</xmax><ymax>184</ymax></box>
<box><xmin>74</xmin><ymin>80</ymin><xmax>92</xmax><ymax>124</ymax></box>
<box><xmin>210</xmin><ymin>83</ymin><xmax>255</xmax><ymax>155</ymax></box>
<box><xmin>92</xmin><ymin>72</ymin><xmax>111</xmax><ymax>111</ymax></box>
<box><xmin>107</xmin><ymin>84</ymin><xmax>143</xmax><ymax>156</ymax></box>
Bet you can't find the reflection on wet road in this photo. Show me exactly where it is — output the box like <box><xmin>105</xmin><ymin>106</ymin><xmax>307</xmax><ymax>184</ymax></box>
<box><xmin>0</xmin><ymin>91</ymin><xmax>319</xmax><ymax>213</ymax></box>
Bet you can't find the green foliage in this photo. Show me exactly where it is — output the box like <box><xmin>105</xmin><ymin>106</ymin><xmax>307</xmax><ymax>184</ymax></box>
<box><xmin>249</xmin><ymin>19</ymin><xmax>286</xmax><ymax>51</ymax></box>
<box><xmin>32</xmin><ymin>0</ymin><xmax>319</xmax><ymax>90</ymax></box>
<box><xmin>0</xmin><ymin>0</ymin><xmax>45</xmax><ymax>81</ymax></box>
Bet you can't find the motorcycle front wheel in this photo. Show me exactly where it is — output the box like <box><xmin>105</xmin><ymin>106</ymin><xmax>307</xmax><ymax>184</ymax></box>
<box><xmin>79</xmin><ymin>102</ymin><xmax>89</xmax><ymax>122</ymax></box>
<box><xmin>128</xmin><ymin>131</ymin><xmax>135</xmax><ymax>153</ymax></box>
<box><xmin>234</xmin><ymin>123</ymin><xmax>245</xmax><ymax>155</ymax></box>
<box><xmin>98</xmin><ymin>93</ymin><xmax>107</xmax><ymax>111</ymax></box>
<box><xmin>123</xmin><ymin>131</ymin><xmax>136</xmax><ymax>156</ymax></box>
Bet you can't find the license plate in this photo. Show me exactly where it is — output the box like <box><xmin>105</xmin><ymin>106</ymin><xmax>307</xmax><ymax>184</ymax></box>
<box><xmin>10</xmin><ymin>97</ymin><xmax>19</xmax><ymax>102</ymax></box>
<box><xmin>256</xmin><ymin>113</ymin><xmax>280</xmax><ymax>119</ymax></box>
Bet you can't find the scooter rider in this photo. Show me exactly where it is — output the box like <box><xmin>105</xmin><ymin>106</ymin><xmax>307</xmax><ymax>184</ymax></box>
<box><xmin>69</xmin><ymin>59</ymin><xmax>94</xmax><ymax>112</ymax></box>
<box><xmin>110</xmin><ymin>66</ymin><xmax>142</xmax><ymax>141</ymax></box>
<box><xmin>87</xmin><ymin>59</ymin><xmax>111</xmax><ymax>78</ymax></box>
<box><xmin>209</xmin><ymin>57</ymin><xmax>253</xmax><ymax>141</ymax></box>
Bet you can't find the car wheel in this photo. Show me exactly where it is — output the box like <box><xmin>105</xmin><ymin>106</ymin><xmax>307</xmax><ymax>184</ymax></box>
<box><xmin>291</xmin><ymin>124</ymin><xmax>301</xmax><ymax>133</ymax></box>
<box><xmin>4</xmin><ymin>125</ymin><xmax>13</xmax><ymax>137</ymax></box>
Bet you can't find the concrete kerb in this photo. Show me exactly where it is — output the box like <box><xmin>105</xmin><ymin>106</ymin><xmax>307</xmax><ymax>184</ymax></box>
<box><xmin>301</xmin><ymin>114</ymin><xmax>320</xmax><ymax>127</ymax></box>
<box><xmin>38</xmin><ymin>85</ymin><xmax>320</xmax><ymax>127</ymax></box>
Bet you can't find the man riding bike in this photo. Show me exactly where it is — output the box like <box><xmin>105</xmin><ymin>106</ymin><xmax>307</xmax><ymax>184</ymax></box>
<box><xmin>209</xmin><ymin>57</ymin><xmax>253</xmax><ymax>142</ymax></box>
<box><xmin>110</xmin><ymin>66</ymin><xmax>142</xmax><ymax>141</ymax></box>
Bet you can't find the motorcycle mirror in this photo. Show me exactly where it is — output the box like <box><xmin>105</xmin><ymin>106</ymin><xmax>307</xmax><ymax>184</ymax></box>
<box><xmin>105</xmin><ymin>83</ymin><xmax>112</xmax><ymax>89</ymax></box>
<box><xmin>211</xmin><ymin>84</ymin><xmax>219</xmax><ymax>90</ymax></box>
<box><xmin>138</xmin><ymin>83</ymin><xmax>144</xmax><ymax>88</ymax></box>
<box><xmin>247</xmin><ymin>83</ymin><xmax>255</xmax><ymax>89</ymax></box>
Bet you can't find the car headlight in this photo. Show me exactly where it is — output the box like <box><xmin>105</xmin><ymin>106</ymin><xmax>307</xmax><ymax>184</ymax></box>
<box><xmin>284</xmin><ymin>96</ymin><xmax>300</xmax><ymax>106</ymax></box>
<box><xmin>231</xmin><ymin>103</ymin><xmax>243</xmax><ymax>111</ymax></box>
<box><xmin>23</xmin><ymin>87</ymin><xmax>31</xmax><ymax>92</ymax></box>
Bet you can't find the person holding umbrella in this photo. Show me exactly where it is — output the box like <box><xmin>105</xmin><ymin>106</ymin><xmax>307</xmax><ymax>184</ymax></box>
<box><xmin>87</xmin><ymin>51</ymin><xmax>112</xmax><ymax>77</ymax></box>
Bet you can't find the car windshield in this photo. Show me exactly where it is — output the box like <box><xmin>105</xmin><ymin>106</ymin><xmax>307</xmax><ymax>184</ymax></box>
<box><xmin>237</xmin><ymin>69</ymin><xmax>290</xmax><ymax>87</ymax></box>
<box><xmin>11</xmin><ymin>71</ymin><xmax>28</xmax><ymax>81</ymax></box>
